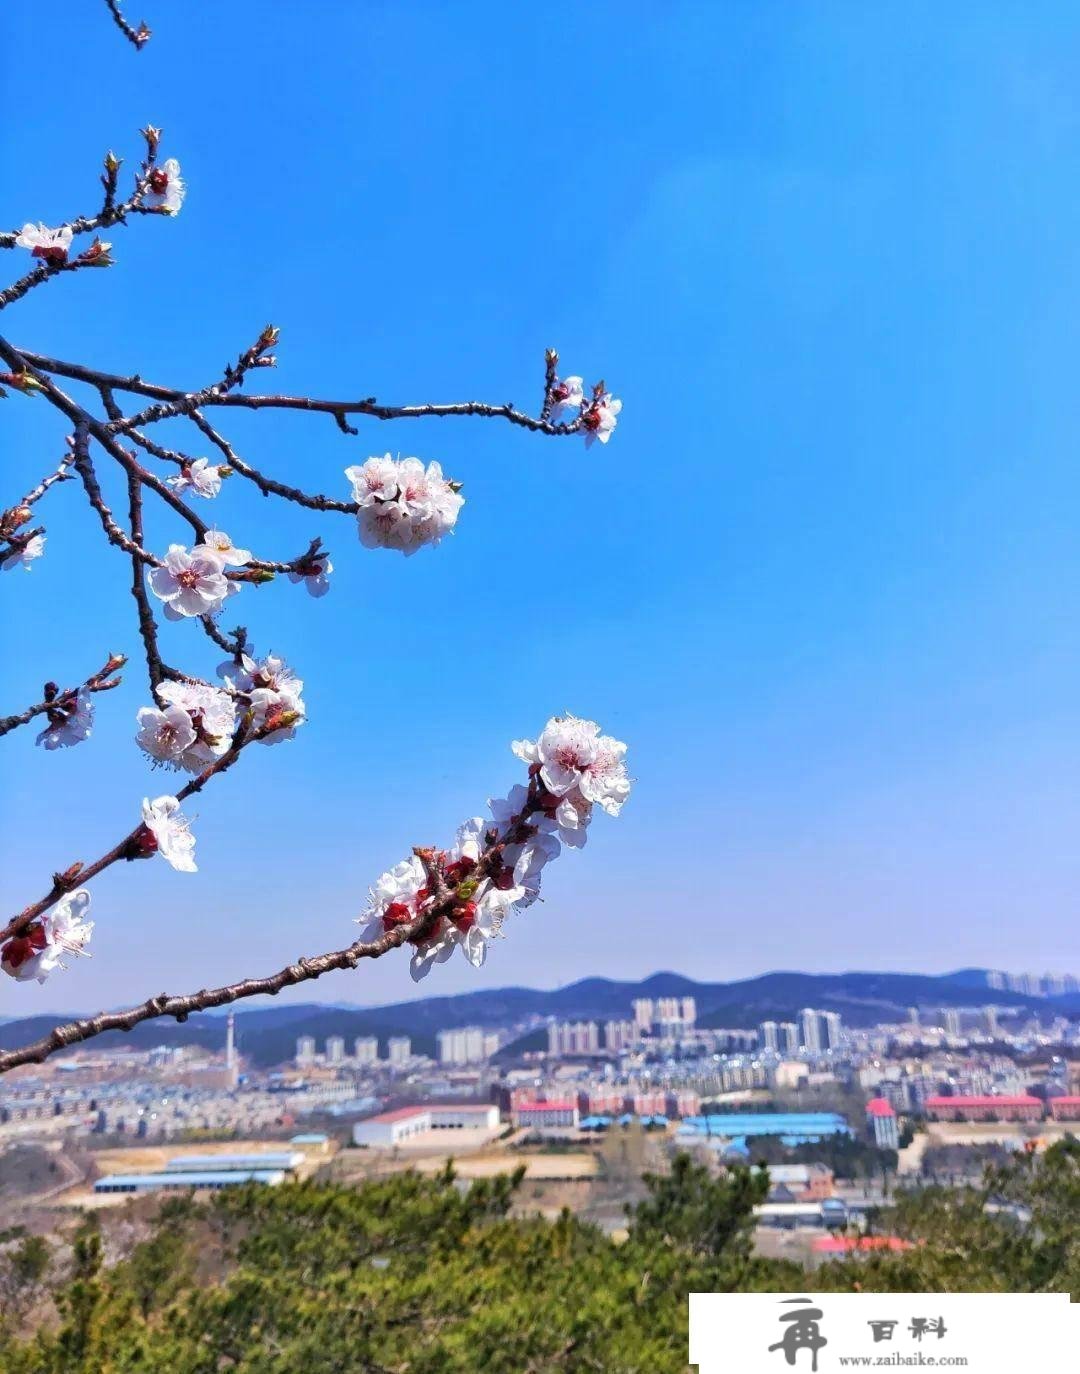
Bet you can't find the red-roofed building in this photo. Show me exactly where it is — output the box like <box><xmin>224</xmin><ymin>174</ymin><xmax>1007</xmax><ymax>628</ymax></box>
<box><xmin>924</xmin><ymin>1094</ymin><xmax>1042</xmax><ymax>1123</ymax></box>
<box><xmin>865</xmin><ymin>1097</ymin><xmax>899</xmax><ymax>1150</ymax></box>
<box><xmin>1047</xmin><ymin>1097</ymin><xmax>1080</xmax><ymax>1122</ymax></box>
<box><xmin>512</xmin><ymin>1099</ymin><xmax>579</xmax><ymax>1130</ymax></box>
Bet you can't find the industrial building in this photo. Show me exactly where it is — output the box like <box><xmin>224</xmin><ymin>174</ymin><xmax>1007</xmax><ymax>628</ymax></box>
<box><xmin>94</xmin><ymin>1169</ymin><xmax>287</xmax><ymax>1194</ymax></box>
<box><xmin>677</xmin><ymin>1112</ymin><xmax>851</xmax><ymax>1144</ymax></box>
<box><xmin>352</xmin><ymin>1103</ymin><xmax>500</xmax><ymax>1148</ymax></box>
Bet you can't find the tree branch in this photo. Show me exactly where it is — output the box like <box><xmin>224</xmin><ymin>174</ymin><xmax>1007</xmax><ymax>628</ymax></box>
<box><xmin>0</xmin><ymin>915</ymin><xmax>421</xmax><ymax>1072</ymax></box>
<box><xmin>102</xmin><ymin>0</ymin><xmax>151</xmax><ymax>51</ymax></box>
<box><xmin>0</xmin><ymin>652</ymin><xmax>126</xmax><ymax>741</ymax></box>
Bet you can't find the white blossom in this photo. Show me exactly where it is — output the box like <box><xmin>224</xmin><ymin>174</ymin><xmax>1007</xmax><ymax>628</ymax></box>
<box><xmin>548</xmin><ymin>375</ymin><xmax>584</xmax><ymax>426</ymax></box>
<box><xmin>1</xmin><ymin>533</ymin><xmax>45</xmax><ymax>572</ymax></box>
<box><xmin>141</xmin><ymin>795</ymin><xmax>197</xmax><ymax>872</ymax></box>
<box><xmin>202</xmin><ymin>530</ymin><xmax>252</xmax><ymax>566</ymax></box>
<box><xmin>136</xmin><ymin>701</ymin><xmax>198</xmax><ymax>765</ymax></box>
<box><xmin>15</xmin><ymin>223</ymin><xmax>73</xmax><ymax>263</ymax></box>
<box><xmin>157</xmin><ymin>680</ymin><xmax>236</xmax><ymax>767</ymax></box>
<box><xmin>287</xmin><ymin>553</ymin><xmax>332</xmax><ymax>598</ymax></box>
<box><xmin>148</xmin><ymin>544</ymin><xmax>231</xmax><ymax>618</ymax></box>
<box><xmin>582</xmin><ymin>391</ymin><xmax>622</xmax><ymax>447</ymax></box>
<box><xmin>145</xmin><ymin>158</ymin><xmax>185</xmax><ymax>214</ymax></box>
<box><xmin>1</xmin><ymin>890</ymin><xmax>93</xmax><ymax>983</ymax></box>
<box><xmin>167</xmin><ymin>459</ymin><xmax>222</xmax><ymax>499</ymax></box>
<box><xmin>36</xmin><ymin>689</ymin><xmax>94</xmax><ymax>750</ymax></box>
<box><xmin>346</xmin><ymin>454</ymin><xmax>463</xmax><ymax>555</ymax></box>
<box><xmin>513</xmin><ymin>714</ymin><xmax>631</xmax><ymax>815</ymax></box>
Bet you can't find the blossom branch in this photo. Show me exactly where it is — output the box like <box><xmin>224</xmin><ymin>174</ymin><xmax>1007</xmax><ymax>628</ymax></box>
<box><xmin>15</xmin><ymin>347</ymin><xmax>585</xmax><ymax>437</ymax></box>
<box><xmin>0</xmin><ymin>718</ymin><xmax>270</xmax><ymax>947</ymax></box>
<box><xmin>102</xmin><ymin>0</ymin><xmax>151</xmax><ymax>50</ymax></box>
<box><xmin>0</xmin><ymin>652</ymin><xmax>126</xmax><ymax>742</ymax></box>
<box><xmin>0</xmin><ymin>911</ymin><xmax>427</xmax><ymax>1074</ymax></box>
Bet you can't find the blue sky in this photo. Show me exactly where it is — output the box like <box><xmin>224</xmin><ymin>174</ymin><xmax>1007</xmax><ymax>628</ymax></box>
<box><xmin>2</xmin><ymin>2</ymin><xmax>1080</xmax><ymax>1016</ymax></box>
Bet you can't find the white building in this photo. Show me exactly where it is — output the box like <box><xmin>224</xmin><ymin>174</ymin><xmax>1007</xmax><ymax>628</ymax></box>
<box><xmin>387</xmin><ymin>1037</ymin><xmax>411</xmax><ymax>1067</ymax></box>
<box><xmin>547</xmin><ymin>1021</ymin><xmax>600</xmax><ymax>1056</ymax></box>
<box><xmin>352</xmin><ymin>1103</ymin><xmax>500</xmax><ymax>1148</ymax></box>
<box><xmin>354</xmin><ymin>1037</ymin><xmax>379</xmax><ymax>1065</ymax></box>
<box><xmin>759</xmin><ymin>1021</ymin><xmax>779</xmax><ymax>1052</ymax></box>
<box><xmin>326</xmin><ymin>1036</ymin><xmax>346</xmax><ymax>1064</ymax></box>
<box><xmin>295</xmin><ymin>1036</ymin><xmax>316</xmax><ymax>1066</ymax></box>
<box><xmin>437</xmin><ymin>1026</ymin><xmax>500</xmax><ymax>1065</ymax></box>
<box><xmin>632</xmin><ymin>998</ymin><xmax>654</xmax><ymax>1031</ymax></box>
<box><xmin>603</xmin><ymin>1020</ymin><xmax>638</xmax><ymax>1053</ymax></box>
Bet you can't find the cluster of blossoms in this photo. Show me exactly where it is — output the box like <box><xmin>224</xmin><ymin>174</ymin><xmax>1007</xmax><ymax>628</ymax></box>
<box><xmin>136</xmin><ymin>650</ymin><xmax>304</xmax><ymax>770</ymax></box>
<box><xmin>548</xmin><ymin>376</ymin><xmax>622</xmax><ymax>447</ymax></box>
<box><xmin>345</xmin><ymin>455</ymin><xmax>464</xmax><ymax>555</ymax></box>
<box><xmin>1</xmin><ymin>890</ymin><xmax>93</xmax><ymax>984</ymax></box>
<box><xmin>357</xmin><ymin>715</ymin><xmax>631</xmax><ymax>982</ymax></box>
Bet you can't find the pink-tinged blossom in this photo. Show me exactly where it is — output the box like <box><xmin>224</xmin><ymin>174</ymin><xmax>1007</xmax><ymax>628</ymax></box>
<box><xmin>167</xmin><ymin>458</ymin><xmax>222</xmax><ymax>499</ymax></box>
<box><xmin>145</xmin><ymin>158</ymin><xmax>185</xmax><ymax>214</ymax></box>
<box><xmin>513</xmin><ymin>715</ymin><xmax>631</xmax><ymax>815</ymax></box>
<box><xmin>2</xmin><ymin>534</ymin><xmax>45</xmax><ymax>572</ymax></box>
<box><xmin>1</xmin><ymin>890</ymin><xmax>93</xmax><ymax>984</ymax></box>
<box><xmin>202</xmin><ymin>530</ymin><xmax>252</xmax><ymax>566</ymax></box>
<box><xmin>36</xmin><ymin>689</ymin><xmax>94</xmax><ymax>750</ymax></box>
<box><xmin>287</xmin><ymin>552</ymin><xmax>332</xmax><ymax>598</ymax></box>
<box><xmin>156</xmin><ymin>680</ymin><xmax>236</xmax><ymax>768</ymax></box>
<box><xmin>140</xmin><ymin>795</ymin><xmax>197</xmax><ymax>872</ymax></box>
<box><xmin>136</xmin><ymin>701</ymin><xmax>198</xmax><ymax>765</ymax></box>
<box><xmin>15</xmin><ymin>223</ymin><xmax>73</xmax><ymax>263</ymax></box>
<box><xmin>345</xmin><ymin>454</ymin><xmax>464</xmax><ymax>556</ymax></box>
<box><xmin>581</xmin><ymin>391</ymin><xmax>622</xmax><ymax>447</ymax></box>
<box><xmin>148</xmin><ymin>543</ymin><xmax>231</xmax><ymax>618</ymax></box>
<box><xmin>356</xmin><ymin>717</ymin><xmax>630</xmax><ymax>984</ymax></box>
<box><xmin>548</xmin><ymin>375</ymin><xmax>584</xmax><ymax>426</ymax></box>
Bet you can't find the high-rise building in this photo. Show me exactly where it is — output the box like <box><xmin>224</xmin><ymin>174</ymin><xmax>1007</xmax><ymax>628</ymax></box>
<box><xmin>943</xmin><ymin>1009</ymin><xmax>962</xmax><ymax>1038</ymax></box>
<box><xmin>908</xmin><ymin>1007</ymin><xmax>920</xmax><ymax>1027</ymax></box>
<box><xmin>759</xmin><ymin>1021</ymin><xmax>780</xmax><ymax>1053</ymax></box>
<box><xmin>603</xmin><ymin>1020</ymin><xmax>638</xmax><ymax>1053</ymax></box>
<box><xmin>779</xmin><ymin>1022</ymin><xmax>799</xmax><ymax>1054</ymax></box>
<box><xmin>823</xmin><ymin>1012</ymin><xmax>844</xmax><ymax>1050</ymax></box>
<box><xmin>680</xmin><ymin>996</ymin><xmax>697</xmax><ymax>1028</ymax></box>
<box><xmin>655</xmin><ymin>997</ymin><xmax>681</xmax><ymax>1026</ymax></box>
<box><xmin>866</xmin><ymin>1098</ymin><xmax>899</xmax><ymax>1151</ymax></box>
<box><xmin>326</xmin><ymin>1036</ymin><xmax>346</xmax><ymax>1064</ymax></box>
<box><xmin>984</xmin><ymin>1007</ymin><xmax>1001</xmax><ymax>1037</ymax></box>
<box><xmin>632</xmin><ymin>999</ymin><xmax>654</xmax><ymax>1031</ymax></box>
<box><xmin>354</xmin><ymin>1036</ymin><xmax>379</xmax><ymax>1066</ymax></box>
<box><xmin>296</xmin><ymin>1036</ymin><xmax>316</xmax><ymax>1066</ymax></box>
<box><xmin>387</xmin><ymin>1036</ymin><xmax>411</xmax><ymax>1067</ymax></box>
<box><xmin>798</xmin><ymin>1009</ymin><xmax>824</xmax><ymax>1053</ymax></box>
<box><xmin>986</xmin><ymin>970</ymin><xmax>1006</xmax><ymax>991</ymax></box>
<box><xmin>437</xmin><ymin>1026</ymin><xmax>500</xmax><ymax>1065</ymax></box>
<box><xmin>547</xmin><ymin>1021</ymin><xmax>601</xmax><ymax>1056</ymax></box>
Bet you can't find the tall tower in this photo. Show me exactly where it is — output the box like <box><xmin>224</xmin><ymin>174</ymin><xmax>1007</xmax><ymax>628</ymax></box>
<box><xmin>225</xmin><ymin>1012</ymin><xmax>238</xmax><ymax>1088</ymax></box>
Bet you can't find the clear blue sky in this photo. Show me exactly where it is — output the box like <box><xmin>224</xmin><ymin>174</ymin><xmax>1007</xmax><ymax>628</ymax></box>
<box><xmin>2</xmin><ymin>2</ymin><xmax>1079</xmax><ymax>1015</ymax></box>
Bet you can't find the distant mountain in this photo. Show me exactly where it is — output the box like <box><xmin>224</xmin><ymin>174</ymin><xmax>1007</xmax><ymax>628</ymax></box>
<box><xmin>1</xmin><ymin>968</ymin><xmax>1067</xmax><ymax>1070</ymax></box>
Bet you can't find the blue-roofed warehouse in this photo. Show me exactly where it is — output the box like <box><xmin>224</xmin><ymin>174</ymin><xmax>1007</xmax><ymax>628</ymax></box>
<box><xmin>94</xmin><ymin>1169</ymin><xmax>287</xmax><ymax>1194</ymax></box>
<box><xmin>164</xmin><ymin>1152</ymin><xmax>304</xmax><ymax>1174</ymax></box>
<box><xmin>678</xmin><ymin>1113</ymin><xmax>850</xmax><ymax>1144</ymax></box>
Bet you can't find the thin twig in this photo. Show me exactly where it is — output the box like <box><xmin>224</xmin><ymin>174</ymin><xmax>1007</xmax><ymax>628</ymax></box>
<box><xmin>102</xmin><ymin>0</ymin><xmax>151</xmax><ymax>51</ymax></box>
<box><xmin>0</xmin><ymin>653</ymin><xmax>126</xmax><ymax>741</ymax></box>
